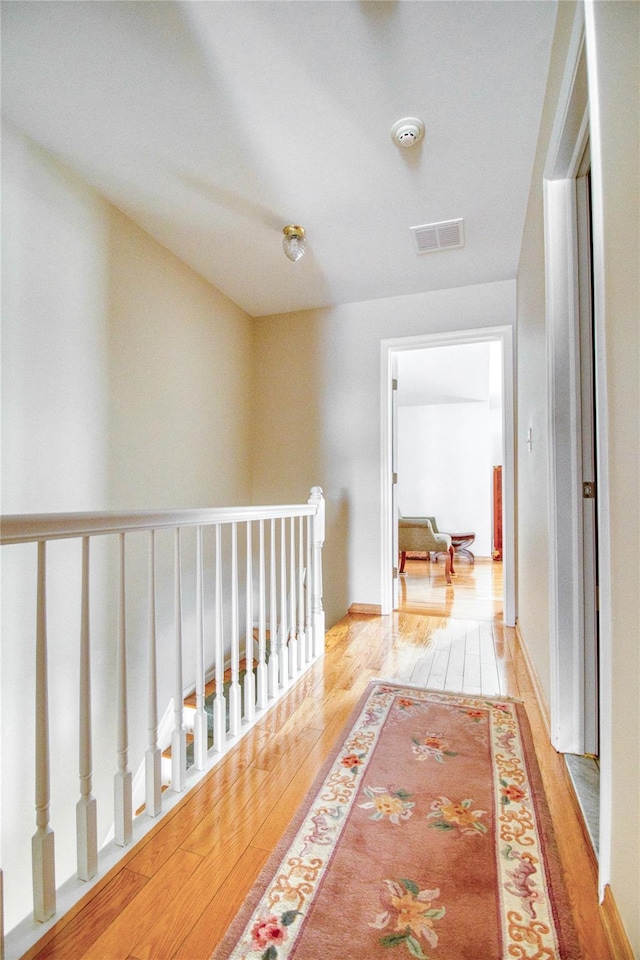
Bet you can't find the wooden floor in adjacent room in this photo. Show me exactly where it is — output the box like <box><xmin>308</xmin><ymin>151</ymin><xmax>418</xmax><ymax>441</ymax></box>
<box><xmin>24</xmin><ymin>559</ymin><xmax>612</xmax><ymax>959</ymax></box>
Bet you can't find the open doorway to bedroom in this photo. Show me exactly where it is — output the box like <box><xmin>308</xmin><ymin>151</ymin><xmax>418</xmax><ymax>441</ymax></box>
<box><xmin>396</xmin><ymin>340</ymin><xmax>503</xmax><ymax>622</ymax></box>
<box><xmin>380</xmin><ymin>326</ymin><xmax>515</xmax><ymax>627</ymax></box>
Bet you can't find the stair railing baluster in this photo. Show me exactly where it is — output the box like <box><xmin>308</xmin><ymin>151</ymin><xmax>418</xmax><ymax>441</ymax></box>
<box><xmin>172</xmin><ymin>528</ymin><xmax>187</xmax><ymax>793</ymax></box>
<box><xmin>279</xmin><ymin>518</ymin><xmax>289</xmax><ymax>689</ymax></box>
<box><xmin>257</xmin><ymin>520</ymin><xmax>267</xmax><ymax>709</ymax></box>
<box><xmin>305</xmin><ymin>515</ymin><xmax>313</xmax><ymax>663</ymax></box>
<box><xmin>228</xmin><ymin>522</ymin><xmax>241</xmax><ymax>736</ymax></box>
<box><xmin>243</xmin><ymin>522</ymin><xmax>255</xmax><ymax>721</ymax></box>
<box><xmin>297</xmin><ymin>517</ymin><xmax>306</xmax><ymax>670</ymax></box>
<box><xmin>114</xmin><ymin>533</ymin><xmax>132</xmax><ymax>846</ymax></box>
<box><xmin>268</xmin><ymin>517</ymin><xmax>278</xmax><ymax>697</ymax></box>
<box><xmin>213</xmin><ymin>525</ymin><xmax>226</xmax><ymax>752</ymax></box>
<box><xmin>33</xmin><ymin>540</ymin><xmax>56</xmax><ymax>921</ymax></box>
<box><xmin>145</xmin><ymin>530</ymin><xmax>162</xmax><ymax>817</ymax></box>
<box><xmin>288</xmin><ymin>518</ymin><xmax>297</xmax><ymax>679</ymax></box>
<box><xmin>193</xmin><ymin>526</ymin><xmax>207</xmax><ymax>770</ymax></box>
<box><xmin>77</xmin><ymin>537</ymin><xmax>98</xmax><ymax>880</ymax></box>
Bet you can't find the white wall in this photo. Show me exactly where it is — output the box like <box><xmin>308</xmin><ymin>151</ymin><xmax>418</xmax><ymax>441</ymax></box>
<box><xmin>106</xmin><ymin>205</ymin><xmax>253</xmax><ymax>510</ymax></box>
<box><xmin>252</xmin><ymin>279</ymin><xmax>515</xmax><ymax>625</ymax></box>
<box><xmin>516</xmin><ymin>1</ymin><xmax>639</xmax><ymax>951</ymax></box>
<box><xmin>1</xmin><ymin>128</ymin><xmax>111</xmax><ymax>513</ymax></box>
<box><xmin>587</xmin><ymin>1</ymin><xmax>639</xmax><ymax>948</ymax></box>
<box><xmin>398</xmin><ymin>402</ymin><xmax>493</xmax><ymax>555</ymax></box>
<box><xmin>1</xmin><ymin>125</ymin><xmax>254</xmax><ymax>931</ymax></box>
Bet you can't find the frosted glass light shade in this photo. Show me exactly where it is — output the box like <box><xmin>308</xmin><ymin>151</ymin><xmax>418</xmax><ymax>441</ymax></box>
<box><xmin>283</xmin><ymin>225</ymin><xmax>306</xmax><ymax>262</ymax></box>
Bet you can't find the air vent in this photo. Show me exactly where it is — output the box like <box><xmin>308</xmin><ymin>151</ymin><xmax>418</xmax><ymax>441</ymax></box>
<box><xmin>410</xmin><ymin>219</ymin><xmax>465</xmax><ymax>254</ymax></box>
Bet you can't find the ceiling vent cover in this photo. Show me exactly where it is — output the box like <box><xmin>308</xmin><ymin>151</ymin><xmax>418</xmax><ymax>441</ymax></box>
<box><xmin>410</xmin><ymin>218</ymin><xmax>465</xmax><ymax>254</ymax></box>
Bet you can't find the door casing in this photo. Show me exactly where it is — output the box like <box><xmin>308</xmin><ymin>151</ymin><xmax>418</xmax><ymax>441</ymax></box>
<box><xmin>544</xmin><ymin>13</ymin><xmax>600</xmax><ymax>758</ymax></box>
<box><xmin>546</xmin><ymin>0</ymin><xmax>614</xmax><ymax>898</ymax></box>
<box><xmin>380</xmin><ymin>325</ymin><xmax>515</xmax><ymax>626</ymax></box>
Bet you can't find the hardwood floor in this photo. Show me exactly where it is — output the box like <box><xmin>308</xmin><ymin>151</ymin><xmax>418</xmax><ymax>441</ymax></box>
<box><xmin>399</xmin><ymin>555</ymin><xmax>503</xmax><ymax>621</ymax></box>
<box><xmin>22</xmin><ymin>562</ymin><xmax>612</xmax><ymax>959</ymax></box>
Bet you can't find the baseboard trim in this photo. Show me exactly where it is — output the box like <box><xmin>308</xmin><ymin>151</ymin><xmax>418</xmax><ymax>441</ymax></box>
<box><xmin>348</xmin><ymin>603</ymin><xmax>383</xmax><ymax>616</ymax></box>
<box><xmin>601</xmin><ymin>884</ymin><xmax>635</xmax><ymax>960</ymax></box>
<box><xmin>514</xmin><ymin>620</ymin><xmax>551</xmax><ymax>739</ymax></box>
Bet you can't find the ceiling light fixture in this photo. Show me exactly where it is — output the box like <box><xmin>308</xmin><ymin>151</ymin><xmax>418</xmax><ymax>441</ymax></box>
<box><xmin>391</xmin><ymin>117</ymin><xmax>425</xmax><ymax>148</ymax></box>
<box><xmin>282</xmin><ymin>225</ymin><xmax>307</xmax><ymax>262</ymax></box>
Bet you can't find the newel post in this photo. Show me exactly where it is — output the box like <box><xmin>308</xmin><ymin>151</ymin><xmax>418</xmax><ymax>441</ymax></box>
<box><xmin>308</xmin><ymin>487</ymin><xmax>325</xmax><ymax>656</ymax></box>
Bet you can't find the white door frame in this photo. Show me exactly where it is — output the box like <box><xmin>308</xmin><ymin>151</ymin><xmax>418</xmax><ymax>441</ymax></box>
<box><xmin>544</xmin><ymin>7</ymin><xmax>609</xmax><ymax>760</ymax></box>
<box><xmin>546</xmin><ymin>1</ymin><xmax>613</xmax><ymax>897</ymax></box>
<box><xmin>380</xmin><ymin>325</ymin><xmax>516</xmax><ymax>626</ymax></box>
<box><xmin>544</xmin><ymin>174</ymin><xmax>589</xmax><ymax>755</ymax></box>
<box><xmin>546</xmin><ymin>153</ymin><xmax>600</xmax><ymax>758</ymax></box>
<box><xmin>544</xmin><ymin>10</ymin><xmax>593</xmax><ymax>757</ymax></box>
<box><xmin>583</xmin><ymin>0</ymin><xmax>615</xmax><ymax>900</ymax></box>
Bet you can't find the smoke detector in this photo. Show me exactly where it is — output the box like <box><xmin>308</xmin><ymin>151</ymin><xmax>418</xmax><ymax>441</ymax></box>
<box><xmin>391</xmin><ymin>117</ymin><xmax>425</xmax><ymax>148</ymax></box>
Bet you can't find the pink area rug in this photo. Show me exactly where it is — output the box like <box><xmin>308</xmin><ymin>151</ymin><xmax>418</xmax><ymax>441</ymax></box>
<box><xmin>212</xmin><ymin>682</ymin><xmax>580</xmax><ymax>959</ymax></box>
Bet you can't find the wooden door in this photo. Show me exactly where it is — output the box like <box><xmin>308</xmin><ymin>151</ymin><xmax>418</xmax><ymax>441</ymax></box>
<box><xmin>493</xmin><ymin>466</ymin><xmax>502</xmax><ymax>561</ymax></box>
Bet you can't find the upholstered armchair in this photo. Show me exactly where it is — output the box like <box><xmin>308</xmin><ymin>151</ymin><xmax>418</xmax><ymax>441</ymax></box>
<box><xmin>398</xmin><ymin>516</ymin><xmax>455</xmax><ymax>583</ymax></box>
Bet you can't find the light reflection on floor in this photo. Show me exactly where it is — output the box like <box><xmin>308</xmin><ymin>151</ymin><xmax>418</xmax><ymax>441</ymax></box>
<box><xmin>398</xmin><ymin>556</ymin><xmax>503</xmax><ymax>622</ymax></box>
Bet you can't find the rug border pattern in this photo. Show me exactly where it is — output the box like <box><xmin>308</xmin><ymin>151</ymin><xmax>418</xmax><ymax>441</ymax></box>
<box><xmin>487</xmin><ymin>691</ymin><xmax>562</xmax><ymax>956</ymax></box>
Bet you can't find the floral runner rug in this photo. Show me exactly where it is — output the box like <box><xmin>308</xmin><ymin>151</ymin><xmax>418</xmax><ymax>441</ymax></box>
<box><xmin>212</xmin><ymin>682</ymin><xmax>580</xmax><ymax>959</ymax></box>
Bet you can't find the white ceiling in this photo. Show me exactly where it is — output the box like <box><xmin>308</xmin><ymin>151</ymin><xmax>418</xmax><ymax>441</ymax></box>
<box><xmin>396</xmin><ymin>341</ymin><xmax>500</xmax><ymax>406</ymax></box>
<box><xmin>1</xmin><ymin>0</ymin><xmax>557</xmax><ymax>318</ymax></box>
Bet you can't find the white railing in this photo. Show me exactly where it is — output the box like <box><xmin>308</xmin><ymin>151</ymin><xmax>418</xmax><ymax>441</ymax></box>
<box><xmin>0</xmin><ymin>488</ymin><xmax>325</xmax><ymax>960</ymax></box>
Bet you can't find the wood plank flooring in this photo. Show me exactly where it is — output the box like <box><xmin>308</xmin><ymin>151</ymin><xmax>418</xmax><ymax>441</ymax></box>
<box><xmin>399</xmin><ymin>555</ymin><xmax>503</xmax><ymax>621</ymax></box>
<box><xmin>22</xmin><ymin>560</ymin><xmax>612</xmax><ymax>959</ymax></box>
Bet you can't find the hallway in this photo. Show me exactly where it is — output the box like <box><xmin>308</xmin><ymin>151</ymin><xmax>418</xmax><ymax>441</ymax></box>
<box><xmin>23</xmin><ymin>562</ymin><xmax>611</xmax><ymax>960</ymax></box>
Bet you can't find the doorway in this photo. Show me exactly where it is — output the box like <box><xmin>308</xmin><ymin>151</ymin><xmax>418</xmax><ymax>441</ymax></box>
<box><xmin>380</xmin><ymin>326</ymin><xmax>515</xmax><ymax>626</ymax></box>
<box><xmin>395</xmin><ymin>341</ymin><xmax>503</xmax><ymax>618</ymax></box>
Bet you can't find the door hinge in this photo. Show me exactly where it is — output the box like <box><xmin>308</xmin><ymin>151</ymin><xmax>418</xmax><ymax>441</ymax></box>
<box><xmin>393</xmin><ymin>566</ymin><xmax>398</xmax><ymax>579</ymax></box>
<box><xmin>392</xmin><ymin>378</ymin><xmax>398</xmax><ymax>391</ymax></box>
<box><xmin>583</xmin><ymin>481</ymin><xmax>596</xmax><ymax>499</ymax></box>
<box><xmin>392</xmin><ymin>472</ymin><xmax>398</xmax><ymax>484</ymax></box>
